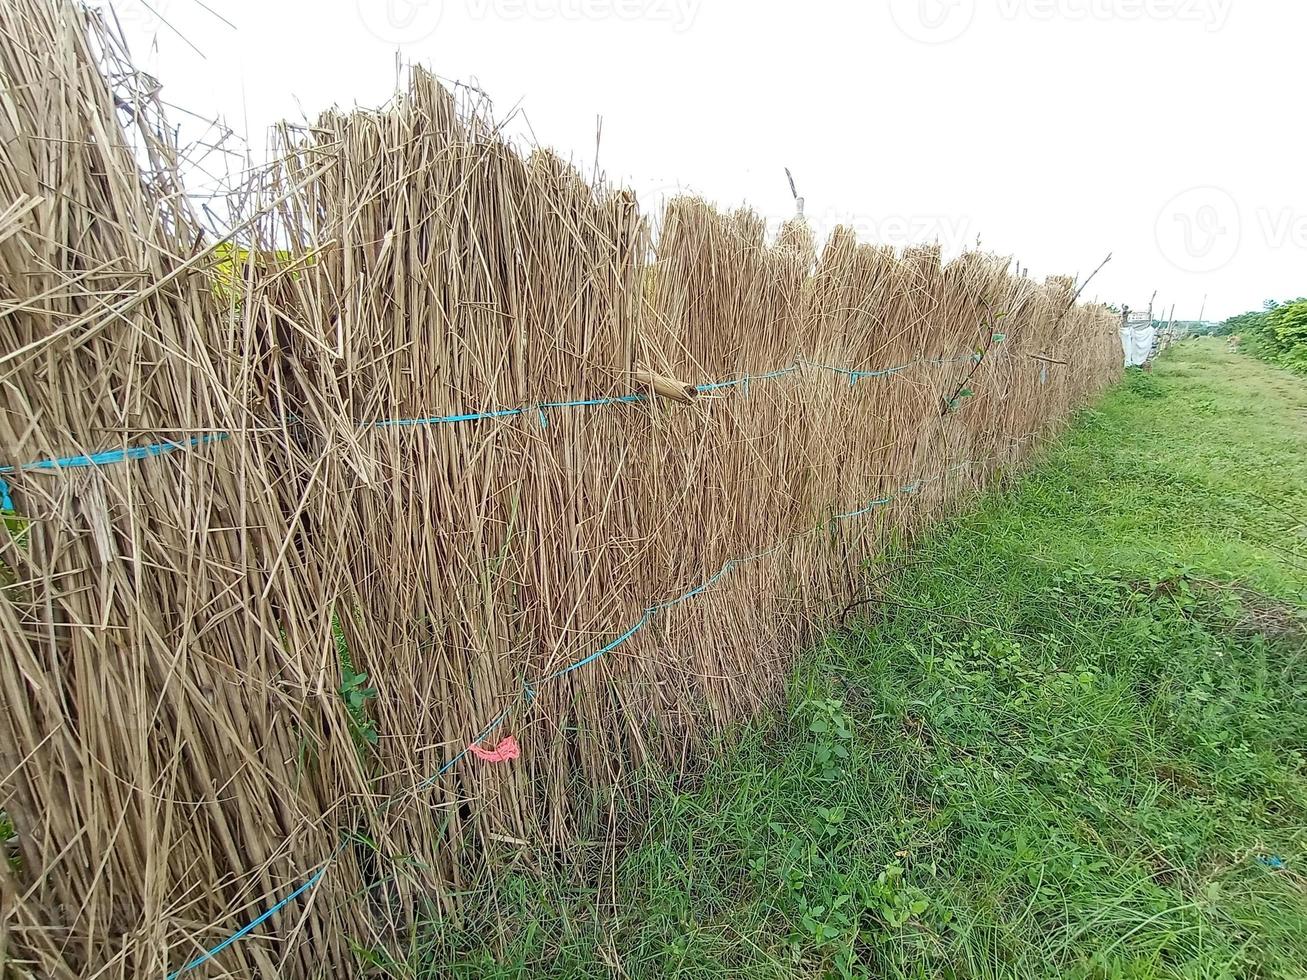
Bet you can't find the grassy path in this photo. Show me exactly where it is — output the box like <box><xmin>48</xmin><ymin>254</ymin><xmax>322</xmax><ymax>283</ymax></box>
<box><xmin>406</xmin><ymin>340</ymin><xmax>1307</xmax><ymax>979</ymax></box>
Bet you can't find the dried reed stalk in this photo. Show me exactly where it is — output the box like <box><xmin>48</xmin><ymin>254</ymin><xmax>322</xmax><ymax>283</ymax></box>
<box><xmin>0</xmin><ymin>4</ymin><xmax>1121</xmax><ymax>976</ymax></box>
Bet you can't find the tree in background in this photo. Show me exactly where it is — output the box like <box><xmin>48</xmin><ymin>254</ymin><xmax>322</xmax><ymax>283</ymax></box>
<box><xmin>1220</xmin><ymin>298</ymin><xmax>1307</xmax><ymax>374</ymax></box>
<box><xmin>1266</xmin><ymin>300</ymin><xmax>1307</xmax><ymax>373</ymax></box>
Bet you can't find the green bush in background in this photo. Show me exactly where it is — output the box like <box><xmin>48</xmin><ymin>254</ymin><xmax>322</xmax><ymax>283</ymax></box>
<box><xmin>1221</xmin><ymin>298</ymin><xmax>1307</xmax><ymax>374</ymax></box>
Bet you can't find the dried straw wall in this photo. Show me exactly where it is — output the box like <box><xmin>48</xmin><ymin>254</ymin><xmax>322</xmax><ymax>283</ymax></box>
<box><xmin>0</xmin><ymin>5</ymin><xmax>1120</xmax><ymax>977</ymax></box>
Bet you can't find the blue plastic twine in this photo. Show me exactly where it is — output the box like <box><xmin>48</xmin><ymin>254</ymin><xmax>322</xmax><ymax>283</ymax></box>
<box><xmin>0</xmin><ymin>434</ymin><xmax>228</xmax><ymax>512</ymax></box>
<box><xmin>166</xmin><ymin>865</ymin><xmax>328</xmax><ymax>980</ymax></box>
<box><xmin>0</xmin><ymin>354</ymin><xmax>964</xmax><ymax>512</ymax></box>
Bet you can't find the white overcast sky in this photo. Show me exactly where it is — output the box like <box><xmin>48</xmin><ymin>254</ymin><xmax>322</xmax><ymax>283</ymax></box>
<box><xmin>113</xmin><ymin>0</ymin><xmax>1304</xmax><ymax>321</ymax></box>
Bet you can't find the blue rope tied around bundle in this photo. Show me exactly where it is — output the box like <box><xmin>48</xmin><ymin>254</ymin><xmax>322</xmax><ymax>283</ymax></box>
<box><xmin>0</xmin><ymin>352</ymin><xmax>983</xmax><ymax>512</ymax></box>
<box><xmin>799</xmin><ymin>352</ymin><xmax>977</xmax><ymax>385</ymax></box>
<box><xmin>166</xmin><ymin>867</ymin><xmax>328</xmax><ymax>980</ymax></box>
<box><xmin>0</xmin><ymin>434</ymin><xmax>228</xmax><ymax>511</ymax></box>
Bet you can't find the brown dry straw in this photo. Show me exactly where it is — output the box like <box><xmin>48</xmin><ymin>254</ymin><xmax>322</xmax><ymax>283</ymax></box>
<box><xmin>0</xmin><ymin>3</ymin><xmax>1122</xmax><ymax>976</ymax></box>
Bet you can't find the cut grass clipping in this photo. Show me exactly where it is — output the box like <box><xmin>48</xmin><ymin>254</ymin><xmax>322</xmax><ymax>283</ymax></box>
<box><xmin>379</xmin><ymin>341</ymin><xmax>1307</xmax><ymax>979</ymax></box>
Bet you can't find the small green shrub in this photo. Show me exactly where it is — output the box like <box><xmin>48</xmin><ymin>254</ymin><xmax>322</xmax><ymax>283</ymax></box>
<box><xmin>1123</xmin><ymin>366</ymin><xmax>1165</xmax><ymax>398</ymax></box>
<box><xmin>334</xmin><ymin>618</ymin><xmax>379</xmax><ymax>757</ymax></box>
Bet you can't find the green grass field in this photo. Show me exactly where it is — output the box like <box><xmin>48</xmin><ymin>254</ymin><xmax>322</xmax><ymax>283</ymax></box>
<box><xmin>393</xmin><ymin>340</ymin><xmax>1307</xmax><ymax>979</ymax></box>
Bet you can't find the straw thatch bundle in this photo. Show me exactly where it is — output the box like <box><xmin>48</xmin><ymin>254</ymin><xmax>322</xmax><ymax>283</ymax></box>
<box><xmin>0</xmin><ymin>3</ymin><xmax>1120</xmax><ymax>976</ymax></box>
